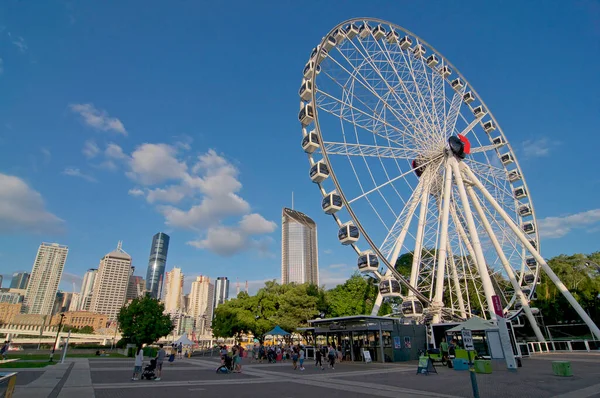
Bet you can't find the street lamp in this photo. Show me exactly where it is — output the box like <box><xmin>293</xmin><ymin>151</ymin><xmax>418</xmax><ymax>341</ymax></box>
<box><xmin>49</xmin><ymin>313</ymin><xmax>65</xmax><ymax>363</ymax></box>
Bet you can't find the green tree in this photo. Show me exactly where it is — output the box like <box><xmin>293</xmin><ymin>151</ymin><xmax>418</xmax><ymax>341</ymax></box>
<box><xmin>117</xmin><ymin>296</ymin><xmax>174</xmax><ymax>346</ymax></box>
<box><xmin>326</xmin><ymin>272</ymin><xmax>378</xmax><ymax>317</ymax></box>
<box><xmin>79</xmin><ymin>325</ymin><xmax>94</xmax><ymax>334</ymax></box>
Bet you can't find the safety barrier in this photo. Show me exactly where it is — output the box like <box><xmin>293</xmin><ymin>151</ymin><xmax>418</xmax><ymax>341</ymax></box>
<box><xmin>520</xmin><ymin>340</ymin><xmax>600</xmax><ymax>356</ymax></box>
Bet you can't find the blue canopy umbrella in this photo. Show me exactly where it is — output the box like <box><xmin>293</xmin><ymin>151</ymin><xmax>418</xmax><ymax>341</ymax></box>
<box><xmin>264</xmin><ymin>325</ymin><xmax>291</xmax><ymax>336</ymax></box>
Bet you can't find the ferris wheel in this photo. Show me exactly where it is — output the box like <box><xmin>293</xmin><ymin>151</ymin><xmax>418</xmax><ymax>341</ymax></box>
<box><xmin>298</xmin><ymin>18</ymin><xmax>600</xmax><ymax>341</ymax></box>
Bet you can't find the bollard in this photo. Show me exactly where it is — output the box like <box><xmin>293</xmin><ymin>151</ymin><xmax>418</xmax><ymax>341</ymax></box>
<box><xmin>552</xmin><ymin>361</ymin><xmax>572</xmax><ymax>377</ymax></box>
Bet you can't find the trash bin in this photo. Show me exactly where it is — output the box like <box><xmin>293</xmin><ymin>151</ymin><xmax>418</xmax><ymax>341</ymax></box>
<box><xmin>474</xmin><ymin>360</ymin><xmax>492</xmax><ymax>374</ymax></box>
<box><xmin>0</xmin><ymin>372</ymin><xmax>17</xmax><ymax>398</ymax></box>
<box><xmin>452</xmin><ymin>359</ymin><xmax>469</xmax><ymax>371</ymax></box>
<box><xmin>552</xmin><ymin>361</ymin><xmax>572</xmax><ymax>377</ymax></box>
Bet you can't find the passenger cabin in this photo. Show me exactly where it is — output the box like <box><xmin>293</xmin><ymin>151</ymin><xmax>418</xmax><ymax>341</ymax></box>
<box><xmin>500</xmin><ymin>152</ymin><xmax>514</xmax><ymax>165</ymax></box>
<box><xmin>401</xmin><ymin>299</ymin><xmax>424</xmax><ymax>317</ymax></box>
<box><xmin>322</xmin><ymin>192</ymin><xmax>343</xmax><ymax>214</ymax></box>
<box><xmin>508</xmin><ymin>170</ymin><xmax>522</xmax><ymax>182</ymax></box>
<box><xmin>309</xmin><ymin>161</ymin><xmax>329</xmax><ymax>183</ymax></box>
<box><xmin>379</xmin><ymin>278</ymin><xmax>402</xmax><ymax>297</ymax></box>
<box><xmin>299</xmin><ymin>80</ymin><xmax>313</xmax><ymax>102</ymax></box>
<box><xmin>513</xmin><ymin>186</ymin><xmax>527</xmax><ymax>199</ymax></box>
<box><xmin>473</xmin><ymin>106</ymin><xmax>487</xmax><ymax>118</ymax></box>
<box><xmin>522</xmin><ymin>221</ymin><xmax>536</xmax><ymax>234</ymax></box>
<box><xmin>518</xmin><ymin>204</ymin><xmax>532</xmax><ymax>217</ymax></box>
<box><xmin>332</xmin><ymin>29</ymin><xmax>345</xmax><ymax>45</ymax></box>
<box><xmin>358</xmin><ymin>22</ymin><xmax>371</xmax><ymax>39</ymax></box>
<box><xmin>492</xmin><ymin>136</ymin><xmax>506</xmax><ymax>146</ymax></box>
<box><xmin>301</xmin><ymin>131</ymin><xmax>319</xmax><ymax>154</ymax></box>
<box><xmin>323</xmin><ymin>35</ymin><xmax>337</xmax><ymax>51</ymax></box>
<box><xmin>526</xmin><ymin>257</ymin><xmax>537</xmax><ymax>267</ymax></box>
<box><xmin>344</xmin><ymin>23</ymin><xmax>359</xmax><ymax>39</ymax></box>
<box><xmin>529</xmin><ymin>239</ymin><xmax>538</xmax><ymax>250</ymax></box>
<box><xmin>299</xmin><ymin>102</ymin><xmax>315</xmax><ymax>126</ymax></box>
<box><xmin>303</xmin><ymin>61</ymin><xmax>321</xmax><ymax>80</ymax></box>
<box><xmin>522</xmin><ymin>288</ymin><xmax>537</xmax><ymax>300</ymax></box>
<box><xmin>413</xmin><ymin>44</ymin><xmax>426</xmax><ymax>58</ymax></box>
<box><xmin>440</xmin><ymin>65</ymin><xmax>451</xmax><ymax>78</ymax></box>
<box><xmin>483</xmin><ymin>121</ymin><xmax>496</xmax><ymax>133</ymax></box>
<box><xmin>338</xmin><ymin>223</ymin><xmax>359</xmax><ymax>245</ymax></box>
<box><xmin>399</xmin><ymin>36</ymin><xmax>412</xmax><ymax>50</ymax></box>
<box><xmin>357</xmin><ymin>252</ymin><xmax>379</xmax><ymax>273</ymax></box>
<box><xmin>386</xmin><ymin>30</ymin><xmax>399</xmax><ymax>44</ymax></box>
<box><xmin>463</xmin><ymin>92</ymin><xmax>475</xmax><ymax>104</ymax></box>
<box><xmin>451</xmin><ymin>78</ymin><xmax>464</xmax><ymax>91</ymax></box>
<box><xmin>372</xmin><ymin>25</ymin><xmax>386</xmax><ymax>40</ymax></box>
<box><xmin>310</xmin><ymin>46</ymin><xmax>328</xmax><ymax>64</ymax></box>
<box><xmin>426</xmin><ymin>54</ymin><xmax>439</xmax><ymax>67</ymax></box>
<box><xmin>524</xmin><ymin>273</ymin><xmax>536</xmax><ymax>285</ymax></box>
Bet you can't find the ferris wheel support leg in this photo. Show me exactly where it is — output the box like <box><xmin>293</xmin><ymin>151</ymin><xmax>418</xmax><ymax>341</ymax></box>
<box><xmin>466</xmin><ymin>185</ymin><xmax>546</xmax><ymax>342</ymax></box>
<box><xmin>461</xmin><ymin>163</ymin><xmax>600</xmax><ymax>340</ymax></box>
<box><xmin>409</xmin><ymin>180</ymin><xmax>432</xmax><ymax>290</ymax></box>
<box><xmin>449</xmin><ymin>157</ymin><xmax>497</xmax><ymax>322</ymax></box>
<box><xmin>446</xmin><ymin>241</ymin><xmax>467</xmax><ymax>319</ymax></box>
<box><xmin>432</xmin><ymin>159</ymin><xmax>454</xmax><ymax>324</ymax></box>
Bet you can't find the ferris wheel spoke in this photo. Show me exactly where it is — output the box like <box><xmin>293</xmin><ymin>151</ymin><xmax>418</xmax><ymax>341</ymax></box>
<box><xmin>444</xmin><ymin>89</ymin><xmax>466</xmax><ymax>137</ymax></box>
<box><xmin>322</xmin><ymin>142</ymin><xmax>418</xmax><ymax>160</ymax></box>
<box><xmin>470</xmin><ymin>143</ymin><xmax>505</xmax><ymax>154</ymax></box>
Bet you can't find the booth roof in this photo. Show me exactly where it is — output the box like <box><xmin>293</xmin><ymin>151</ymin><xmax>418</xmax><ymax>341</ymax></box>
<box><xmin>264</xmin><ymin>325</ymin><xmax>291</xmax><ymax>336</ymax></box>
<box><xmin>446</xmin><ymin>317</ymin><xmax>498</xmax><ymax>332</ymax></box>
<box><xmin>174</xmin><ymin>335</ymin><xmax>195</xmax><ymax>345</ymax></box>
<box><xmin>308</xmin><ymin>315</ymin><xmax>399</xmax><ymax>324</ymax></box>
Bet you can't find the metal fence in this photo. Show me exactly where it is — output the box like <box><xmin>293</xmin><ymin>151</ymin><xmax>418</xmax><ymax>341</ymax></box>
<box><xmin>519</xmin><ymin>340</ymin><xmax>600</xmax><ymax>356</ymax></box>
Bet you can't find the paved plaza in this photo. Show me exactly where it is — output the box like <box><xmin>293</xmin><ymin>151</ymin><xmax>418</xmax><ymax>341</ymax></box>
<box><xmin>7</xmin><ymin>352</ymin><xmax>600</xmax><ymax>398</ymax></box>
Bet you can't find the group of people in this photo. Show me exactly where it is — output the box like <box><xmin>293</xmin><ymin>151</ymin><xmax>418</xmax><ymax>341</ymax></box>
<box><xmin>219</xmin><ymin>344</ymin><xmax>244</xmax><ymax>373</ymax></box>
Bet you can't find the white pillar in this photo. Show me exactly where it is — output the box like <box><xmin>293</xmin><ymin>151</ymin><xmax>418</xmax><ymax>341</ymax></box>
<box><xmin>409</xmin><ymin>182</ymin><xmax>432</xmax><ymax>289</ymax></box>
<box><xmin>447</xmin><ymin>241</ymin><xmax>467</xmax><ymax>318</ymax></box>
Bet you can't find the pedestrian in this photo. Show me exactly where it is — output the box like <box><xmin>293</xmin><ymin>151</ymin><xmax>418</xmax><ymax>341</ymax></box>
<box><xmin>177</xmin><ymin>343</ymin><xmax>183</xmax><ymax>359</ymax></box>
<box><xmin>440</xmin><ymin>337</ymin><xmax>449</xmax><ymax>362</ymax></box>
<box><xmin>291</xmin><ymin>346</ymin><xmax>299</xmax><ymax>370</ymax></box>
<box><xmin>315</xmin><ymin>346</ymin><xmax>324</xmax><ymax>370</ymax></box>
<box><xmin>131</xmin><ymin>346</ymin><xmax>144</xmax><ymax>381</ymax></box>
<box><xmin>328</xmin><ymin>345</ymin><xmax>336</xmax><ymax>369</ymax></box>
<box><xmin>155</xmin><ymin>344</ymin><xmax>166</xmax><ymax>381</ymax></box>
<box><xmin>299</xmin><ymin>345</ymin><xmax>305</xmax><ymax>371</ymax></box>
<box><xmin>0</xmin><ymin>341</ymin><xmax>9</xmax><ymax>361</ymax></box>
<box><xmin>234</xmin><ymin>347</ymin><xmax>243</xmax><ymax>373</ymax></box>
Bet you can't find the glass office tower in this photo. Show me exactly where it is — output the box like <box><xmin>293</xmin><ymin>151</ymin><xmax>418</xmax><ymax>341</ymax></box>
<box><xmin>281</xmin><ymin>208</ymin><xmax>319</xmax><ymax>285</ymax></box>
<box><xmin>145</xmin><ymin>232</ymin><xmax>170</xmax><ymax>299</ymax></box>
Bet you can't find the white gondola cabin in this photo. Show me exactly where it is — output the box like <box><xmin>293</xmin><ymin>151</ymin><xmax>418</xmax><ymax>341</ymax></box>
<box><xmin>522</xmin><ymin>288</ymin><xmax>537</xmax><ymax>300</ymax></box>
<box><xmin>322</xmin><ymin>192</ymin><xmax>343</xmax><ymax>214</ymax></box>
<box><xmin>413</xmin><ymin>44</ymin><xmax>426</xmax><ymax>58</ymax></box>
<box><xmin>523</xmin><ymin>273</ymin><xmax>536</xmax><ymax>285</ymax></box>
<box><xmin>522</xmin><ymin>221</ymin><xmax>536</xmax><ymax>234</ymax></box>
<box><xmin>301</xmin><ymin>130</ymin><xmax>319</xmax><ymax>154</ymax></box>
<box><xmin>526</xmin><ymin>257</ymin><xmax>537</xmax><ymax>267</ymax></box>
<box><xmin>379</xmin><ymin>278</ymin><xmax>401</xmax><ymax>297</ymax></box>
<box><xmin>440</xmin><ymin>65</ymin><xmax>451</xmax><ymax>78</ymax></box>
<box><xmin>299</xmin><ymin>80</ymin><xmax>313</xmax><ymax>102</ymax></box>
<box><xmin>358</xmin><ymin>22</ymin><xmax>371</xmax><ymax>39</ymax></box>
<box><xmin>303</xmin><ymin>61</ymin><xmax>321</xmax><ymax>80</ymax></box>
<box><xmin>344</xmin><ymin>23</ymin><xmax>359</xmax><ymax>39</ymax></box>
<box><xmin>357</xmin><ymin>252</ymin><xmax>379</xmax><ymax>273</ymax></box>
<box><xmin>473</xmin><ymin>106</ymin><xmax>487</xmax><ymax>118</ymax></box>
<box><xmin>529</xmin><ymin>239</ymin><xmax>538</xmax><ymax>250</ymax></box>
<box><xmin>332</xmin><ymin>28</ymin><xmax>345</xmax><ymax>45</ymax></box>
<box><xmin>426</xmin><ymin>54</ymin><xmax>439</xmax><ymax>67</ymax></box>
<box><xmin>298</xmin><ymin>102</ymin><xmax>315</xmax><ymax>126</ymax></box>
<box><xmin>514</xmin><ymin>186</ymin><xmax>527</xmax><ymax>199</ymax></box>
<box><xmin>323</xmin><ymin>35</ymin><xmax>337</xmax><ymax>51</ymax></box>
<box><xmin>309</xmin><ymin>161</ymin><xmax>329</xmax><ymax>183</ymax></box>
<box><xmin>372</xmin><ymin>25</ymin><xmax>386</xmax><ymax>40</ymax></box>
<box><xmin>514</xmin><ymin>301</ymin><xmax>523</xmax><ymax>311</ymax></box>
<box><xmin>338</xmin><ymin>222</ymin><xmax>359</xmax><ymax>245</ymax></box>
<box><xmin>483</xmin><ymin>120</ymin><xmax>496</xmax><ymax>133</ymax></box>
<box><xmin>500</xmin><ymin>152</ymin><xmax>514</xmax><ymax>165</ymax></box>
<box><xmin>518</xmin><ymin>204</ymin><xmax>532</xmax><ymax>217</ymax></box>
<box><xmin>401</xmin><ymin>299</ymin><xmax>424</xmax><ymax>317</ymax></box>
<box><xmin>492</xmin><ymin>136</ymin><xmax>506</xmax><ymax>146</ymax></box>
<box><xmin>386</xmin><ymin>29</ymin><xmax>399</xmax><ymax>44</ymax></box>
<box><xmin>463</xmin><ymin>92</ymin><xmax>475</xmax><ymax>104</ymax></box>
<box><xmin>451</xmin><ymin>78</ymin><xmax>464</xmax><ymax>91</ymax></box>
<box><xmin>508</xmin><ymin>170</ymin><xmax>522</xmax><ymax>182</ymax></box>
<box><xmin>399</xmin><ymin>36</ymin><xmax>412</xmax><ymax>50</ymax></box>
<box><xmin>310</xmin><ymin>46</ymin><xmax>328</xmax><ymax>65</ymax></box>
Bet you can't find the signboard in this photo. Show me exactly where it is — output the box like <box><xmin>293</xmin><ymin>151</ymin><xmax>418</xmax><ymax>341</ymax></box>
<box><xmin>416</xmin><ymin>356</ymin><xmax>437</xmax><ymax>375</ymax></box>
<box><xmin>362</xmin><ymin>349</ymin><xmax>372</xmax><ymax>363</ymax></box>
<box><xmin>404</xmin><ymin>336</ymin><xmax>412</xmax><ymax>349</ymax></box>
<box><xmin>461</xmin><ymin>329</ymin><xmax>475</xmax><ymax>351</ymax></box>
<box><xmin>491</xmin><ymin>295</ymin><xmax>504</xmax><ymax>318</ymax></box>
<box><xmin>393</xmin><ymin>336</ymin><xmax>402</xmax><ymax>349</ymax></box>
<box><xmin>497</xmin><ymin>317</ymin><xmax>517</xmax><ymax>370</ymax></box>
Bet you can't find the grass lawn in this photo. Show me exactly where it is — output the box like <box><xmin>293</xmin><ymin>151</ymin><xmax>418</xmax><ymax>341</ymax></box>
<box><xmin>0</xmin><ymin>361</ymin><xmax>56</xmax><ymax>369</ymax></box>
<box><xmin>5</xmin><ymin>353</ymin><xmax>127</xmax><ymax>360</ymax></box>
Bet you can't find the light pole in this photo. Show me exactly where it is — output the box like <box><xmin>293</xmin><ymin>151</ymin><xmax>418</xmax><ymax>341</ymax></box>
<box><xmin>49</xmin><ymin>313</ymin><xmax>65</xmax><ymax>363</ymax></box>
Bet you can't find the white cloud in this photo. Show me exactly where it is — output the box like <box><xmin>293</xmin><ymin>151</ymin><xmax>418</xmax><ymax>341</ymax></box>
<box><xmin>41</xmin><ymin>148</ymin><xmax>51</xmax><ymax>164</ymax></box>
<box><xmin>0</xmin><ymin>173</ymin><xmax>63</xmax><ymax>233</ymax></box>
<box><xmin>82</xmin><ymin>140</ymin><xmax>100</xmax><ymax>158</ymax></box>
<box><xmin>160</xmin><ymin>193</ymin><xmax>250</xmax><ymax>229</ymax></box>
<box><xmin>319</xmin><ymin>268</ymin><xmax>353</xmax><ymax>289</ymax></box>
<box><xmin>538</xmin><ymin>209</ymin><xmax>600</xmax><ymax>239</ymax></box>
<box><xmin>128</xmin><ymin>188</ymin><xmax>145</xmax><ymax>197</ymax></box>
<box><xmin>146</xmin><ymin>186</ymin><xmax>188</xmax><ymax>204</ymax></box>
<box><xmin>62</xmin><ymin>167</ymin><xmax>97</xmax><ymax>183</ymax></box>
<box><xmin>323</xmin><ymin>249</ymin><xmax>333</xmax><ymax>255</ymax></box>
<box><xmin>127</xmin><ymin>143</ymin><xmax>186</xmax><ymax>185</ymax></box>
<box><xmin>69</xmin><ymin>103</ymin><xmax>127</xmax><ymax>135</ymax></box>
<box><xmin>105</xmin><ymin>143</ymin><xmax>127</xmax><ymax>159</ymax></box>
<box><xmin>522</xmin><ymin>138</ymin><xmax>555</xmax><ymax>158</ymax></box>
<box><xmin>239</xmin><ymin>213</ymin><xmax>277</xmax><ymax>235</ymax></box>
<box><xmin>8</xmin><ymin>33</ymin><xmax>27</xmax><ymax>53</ymax></box>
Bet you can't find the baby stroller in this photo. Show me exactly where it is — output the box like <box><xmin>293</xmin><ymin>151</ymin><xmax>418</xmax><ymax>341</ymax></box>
<box><xmin>216</xmin><ymin>355</ymin><xmax>233</xmax><ymax>374</ymax></box>
<box><xmin>142</xmin><ymin>359</ymin><xmax>157</xmax><ymax>380</ymax></box>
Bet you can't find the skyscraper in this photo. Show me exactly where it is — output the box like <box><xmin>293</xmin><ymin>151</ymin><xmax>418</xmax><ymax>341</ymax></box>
<box><xmin>164</xmin><ymin>267</ymin><xmax>184</xmax><ymax>313</ymax></box>
<box><xmin>126</xmin><ymin>275</ymin><xmax>145</xmax><ymax>302</ymax></box>
<box><xmin>78</xmin><ymin>269</ymin><xmax>97</xmax><ymax>311</ymax></box>
<box><xmin>146</xmin><ymin>232</ymin><xmax>170</xmax><ymax>299</ymax></box>
<box><xmin>10</xmin><ymin>272</ymin><xmax>30</xmax><ymax>290</ymax></box>
<box><xmin>281</xmin><ymin>208</ymin><xmax>319</xmax><ymax>285</ymax></box>
<box><xmin>213</xmin><ymin>277</ymin><xmax>229</xmax><ymax>312</ymax></box>
<box><xmin>89</xmin><ymin>242</ymin><xmax>132</xmax><ymax>320</ymax></box>
<box><xmin>24</xmin><ymin>243</ymin><xmax>69</xmax><ymax>315</ymax></box>
<box><xmin>189</xmin><ymin>276</ymin><xmax>214</xmax><ymax>335</ymax></box>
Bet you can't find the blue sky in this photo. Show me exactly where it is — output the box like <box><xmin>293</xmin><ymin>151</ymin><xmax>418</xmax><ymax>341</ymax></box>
<box><xmin>1</xmin><ymin>1</ymin><xmax>599</xmax><ymax>296</ymax></box>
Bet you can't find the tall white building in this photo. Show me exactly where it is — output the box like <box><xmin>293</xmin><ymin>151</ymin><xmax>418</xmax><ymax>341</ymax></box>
<box><xmin>24</xmin><ymin>243</ymin><xmax>69</xmax><ymax>315</ymax></box>
<box><xmin>281</xmin><ymin>208</ymin><xmax>319</xmax><ymax>285</ymax></box>
<box><xmin>89</xmin><ymin>242</ymin><xmax>132</xmax><ymax>320</ymax></box>
<box><xmin>213</xmin><ymin>276</ymin><xmax>229</xmax><ymax>313</ymax></box>
<box><xmin>189</xmin><ymin>276</ymin><xmax>214</xmax><ymax>335</ymax></box>
<box><xmin>78</xmin><ymin>268</ymin><xmax>97</xmax><ymax>311</ymax></box>
<box><xmin>68</xmin><ymin>293</ymin><xmax>81</xmax><ymax>312</ymax></box>
<box><xmin>164</xmin><ymin>267</ymin><xmax>184</xmax><ymax>313</ymax></box>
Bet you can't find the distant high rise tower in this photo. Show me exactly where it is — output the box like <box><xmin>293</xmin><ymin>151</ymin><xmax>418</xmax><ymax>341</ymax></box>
<box><xmin>146</xmin><ymin>232</ymin><xmax>170</xmax><ymax>299</ymax></box>
<box><xmin>164</xmin><ymin>267</ymin><xmax>184</xmax><ymax>313</ymax></box>
<box><xmin>281</xmin><ymin>208</ymin><xmax>319</xmax><ymax>285</ymax></box>
<box><xmin>24</xmin><ymin>243</ymin><xmax>69</xmax><ymax>315</ymax></box>
<box><xmin>89</xmin><ymin>242</ymin><xmax>132</xmax><ymax>320</ymax></box>
<box><xmin>213</xmin><ymin>277</ymin><xmax>229</xmax><ymax>313</ymax></box>
<box><xmin>189</xmin><ymin>276</ymin><xmax>214</xmax><ymax>335</ymax></box>
<box><xmin>10</xmin><ymin>272</ymin><xmax>30</xmax><ymax>290</ymax></box>
<box><xmin>78</xmin><ymin>269</ymin><xmax>97</xmax><ymax>311</ymax></box>
<box><xmin>126</xmin><ymin>275</ymin><xmax>145</xmax><ymax>302</ymax></box>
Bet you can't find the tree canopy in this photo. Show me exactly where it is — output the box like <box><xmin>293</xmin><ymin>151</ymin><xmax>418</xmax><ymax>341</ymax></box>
<box><xmin>117</xmin><ymin>296</ymin><xmax>174</xmax><ymax>346</ymax></box>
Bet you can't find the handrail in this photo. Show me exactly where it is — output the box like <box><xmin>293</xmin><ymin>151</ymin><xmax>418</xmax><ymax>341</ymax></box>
<box><xmin>520</xmin><ymin>339</ymin><xmax>600</xmax><ymax>356</ymax></box>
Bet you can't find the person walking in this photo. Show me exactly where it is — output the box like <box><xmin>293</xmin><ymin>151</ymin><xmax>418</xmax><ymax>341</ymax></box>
<box><xmin>328</xmin><ymin>345</ymin><xmax>336</xmax><ymax>369</ymax></box>
<box><xmin>315</xmin><ymin>345</ymin><xmax>324</xmax><ymax>370</ymax></box>
<box><xmin>298</xmin><ymin>345</ymin><xmax>306</xmax><ymax>371</ymax></box>
<box><xmin>131</xmin><ymin>346</ymin><xmax>144</xmax><ymax>381</ymax></box>
<box><xmin>155</xmin><ymin>344</ymin><xmax>166</xmax><ymax>381</ymax></box>
<box><xmin>0</xmin><ymin>341</ymin><xmax>9</xmax><ymax>361</ymax></box>
<box><xmin>177</xmin><ymin>343</ymin><xmax>183</xmax><ymax>359</ymax></box>
<box><xmin>291</xmin><ymin>346</ymin><xmax>299</xmax><ymax>370</ymax></box>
